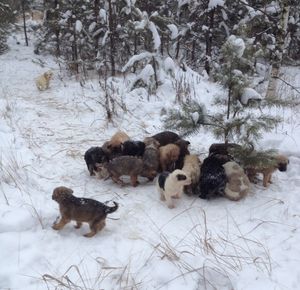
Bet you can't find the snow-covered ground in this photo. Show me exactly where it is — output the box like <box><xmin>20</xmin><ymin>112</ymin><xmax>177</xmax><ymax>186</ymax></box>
<box><xmin>1</xmin><ymin>29</ymin><xmax>300</xmax><ymax>290</ymax></box>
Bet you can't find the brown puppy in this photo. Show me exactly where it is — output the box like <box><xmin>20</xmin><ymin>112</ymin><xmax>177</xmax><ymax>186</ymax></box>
<box><xmin>52</xmin><ymin>186</ymin><xmax>118</xmax><ymax>237</ymax></box>
<box><xmin>181</xmin><ymin>154</ymin><xmax>201</xmax><ymax>195</ymax></box>
<box><xmin>151</xmin><ymin>131</ymin><xmax>181</xmax><ymax>146</ymax></box>
<box><xmin>102</xmin><ymin>131</ymin><xmax>130</xmax><ymax>158</ymax></box>
<box><xmin>143</xmin><ymin>137</ymin><xmax>160</xmax><ymax>178</ymax></box>
<box><xmin>159</xmin><ymin>144</ymin><xmax>180</xmax><ymax>172</ymax></box>
<box><xmin>36</xmin><ymin>70</ymin><xmax>53</xmax><ymax>91</ymax></box>
<box><xmin>97</xmin><ymin>156</ymin><xmax>157</xmax><ymax>187</ymax></box>
<box><xmin>245</xmin><ymin>154</ymin><xmax>289</xmax><ymax>187</ymax></box>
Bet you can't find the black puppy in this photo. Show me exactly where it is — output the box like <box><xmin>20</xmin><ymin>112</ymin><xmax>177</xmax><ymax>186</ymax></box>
<box><xmin>195</xmin><ymin>154</ymin><xmax>231</xmax><ymax>199</ymax></box>
<box><xmin>174</xmin><ymin>139</ymin><xmax>191</xmax><ymax>169</ymax></box>
<box><xmin>121</xmin><ymin>140</ymin><xmax>145</xmax><ymax>157</ymax></box>
<box><xmin>84</xmin><ymin>146</ymin><xmax>109</xmax><ymax>176</ymax></box>
<box><xmin>151</xmin><ymin>131</ymin><xmax>181</xmax><ymax>146</ymax></box>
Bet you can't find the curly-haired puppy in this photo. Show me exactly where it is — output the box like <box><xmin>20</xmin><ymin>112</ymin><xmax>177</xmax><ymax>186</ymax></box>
<box><xmin>36</xmin><ymin>70</ymin><xmax>53</xmax><ymax>91</ymax></box>
<box><xmin>84</xmin><ymin>146</ymin><xmax>109</xmax><ymax>176</ymax></box>
<box><xmin>245</xmin><ymin>154</ymin><xmax>289</xmax><ymax>187</ymax></box>
<box><xmin>102</xmin><ymin>131</ymin><xmax>130</xmax><ymax>158</ymax></box>
<box><xmin>98</xmin><ymin>156</ymin><xmax>157</xmax><ymax>187</ymax></box>
<box><xmin>121</xmin><ymin>140</ymin><xmax>145</xmax><ymax>157</ymax></box>
<box><xmin>151</xmin><ymin>131</ymin><xmax>180</xmax><ymax>146</ymax></box>
<box><xmin>142</xmin><ymin>137</ymin><xmax>160</xmax><ymax>179</ymax></box>
<box><xmin>52</xmin><ymin>186</ymin><xmax>118</xmax><ymax>237</ymax></box>
<box><xmin>157</xmin><ymin>169</ymin><xmax>191</xmax><ymax>209</ymax></box>
<box><xmin>159</xmin><ymin>144</ymin><xmax>180</xmax><ymax>172</ymax></box>
<box><xmin>196</xmin><ymin>154</ymin><xmax>231</xmax><ymax>199</ymax></box>
<box><xmin>181</xmin><ymin>154</ymin><xmax>201</xmax><ymax>195</ymax></box>
<box><xmin>223</xmin><ymin>161</ymin><xmax>250</xmax><ymax>201</ymax></box>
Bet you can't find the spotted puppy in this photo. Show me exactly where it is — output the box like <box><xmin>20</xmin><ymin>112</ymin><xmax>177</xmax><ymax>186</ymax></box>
<box><xmin>36</xmin><ymin>70</ymin><xmax>53</xmax><ymax>91</ymax></box>
<box><xmin>245</xmin><ymin>154</ymin><xmax>289</xmax><ymax>187</ymax></box>
<box><xmin>223</xmin><ymin>161</ymin><xmax>250</xmax><ymax>201</ymax></box>
<box><xmin>157</xmin><ymin>169</ymin><xmax>191</xmax><ymax>209</ymax></box>
<box><xmin>52</xmin><ymin>186</ymin><xmax>118</xmax><ymax>237</ymax></box>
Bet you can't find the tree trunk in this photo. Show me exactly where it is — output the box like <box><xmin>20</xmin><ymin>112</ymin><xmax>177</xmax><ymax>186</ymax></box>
<box><xmin>21</xmin><ymin>0</ymin><xmax>28</xmax><ymax>46</ymax></box>
<box><xmin>205</xmin><ymin>8</ymin><xmax>215</xmax><ymax>75</ymax></box>
<box><xmin>266</xmin><ymin>2</ymin><xmax>290</xmax><ymax>99</ymax></box>
<box><xmin>108</xmin><ymin>0</ymin><xmax>116</xmax><ymax>76</ymax></box>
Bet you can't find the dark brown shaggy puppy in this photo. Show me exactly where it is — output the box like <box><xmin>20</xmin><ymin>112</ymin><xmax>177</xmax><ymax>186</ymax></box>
<box><xmin>151</xmin><ymin>131</ymin><xmax>180</xmax><ymax>146</ymax></box>
<box><xmin>174</xmin><ymin>139</ymin><xmax>190</xmax><ymax>169</ymax></box>
<box><xmin>52</xmin><ymin>186</ymin><xmax>118</xmax><ymax>237</ymax></box>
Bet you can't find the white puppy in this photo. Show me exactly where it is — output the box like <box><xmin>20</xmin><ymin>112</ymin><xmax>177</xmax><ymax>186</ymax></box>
<box><xmin>36</xmin><ymin>70</ymin><xmax>53</xmax><ymax>91</ymax></box>
<box><xmin>181</xmin><ymin>154</ymin><xmax>201</xmax><ymax>195</ymax></box>
<box><xmin>157</xmin><ymin>169</ymin><xmax>191</xmax><ymax>209</ymax></box>
<box><xmin>223</xmin><ymin>161</ymin><xmax>250</xmax><ymax>201</ymax></box>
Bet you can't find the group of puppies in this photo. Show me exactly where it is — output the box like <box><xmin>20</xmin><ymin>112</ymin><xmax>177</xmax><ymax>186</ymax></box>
<box><xmin>52</xmin><ymin>131</ymin><xmax>289</xmax><ymax>238</ymax></box>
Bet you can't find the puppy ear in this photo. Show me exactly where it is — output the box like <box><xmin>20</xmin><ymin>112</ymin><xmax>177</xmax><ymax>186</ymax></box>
<box><xmin>176</xmin><ymin>174</ymin><xmax>187</xmax><ymax>181</ymax></box>
<box><xmin>64</xmin><ymin>187</ymin><xmax>74</xmax><ymax>195</ymax></box>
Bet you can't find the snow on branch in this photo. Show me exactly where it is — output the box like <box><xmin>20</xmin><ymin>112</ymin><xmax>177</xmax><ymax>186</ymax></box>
<box><xmin>148</xmin><ymin>21</ymin><xmax>161</xmax><ymax>50</ymax></box>
<box><xmin>122</xmin><ymin>52</ymin><xmax>154</xmax><ymax>72</ymax></box>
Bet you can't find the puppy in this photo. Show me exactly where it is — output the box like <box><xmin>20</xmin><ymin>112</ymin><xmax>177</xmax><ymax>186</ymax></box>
<box><xmin>209</xmin><ymin>143</ymin><xmax>241</xmax><ymax>156</ymax></box>
<box><xmin>245</xmin><ymin>154</ymin><xmax>289</xmax><ymax>187</ymax></box>
<box><xmin>102</xmin><ymin>131</ymin><xmax>130</xmax><ymax>158</ymax></box>
<box><xmin>84</xmin><ymin>146</ymin><xmax>109</xmax><ymax>176</ymax></box>
<box><xmin>52</xmin><ymin>186</ymin><xmax>118</xmax><ymax>237</ymax></box>
<box><xmin>151</xmin><ymin>131</ymin><xmax>180</xmax><ymax>146</ymax></box>
<box><xmin>98</xmin><ymin>156</ymin><xmax>157</xmax><ymax>187</ymax></box>
<box><xmin>196</xmin><ymin>154</ymin><xmax>231</xmax><ymax>199</ymax></box>
<box><xmin>36</xmin><ymin>70</ymin><xmax>53</xmax><ymax>91</ymax></box>
<box><xmin>157</xmin><ymin>169</ymin><xmax>191</xmax><ymax>209</ymax></box>
<box><xmin>174</xmin><ymin>139</ymin><xmax>190</xmax><ymax>169</ymax></box>
<box><xmin>121</xmin><ymin>140</ymin><xmax>145</xmax><ymax>157</ymax></box>
<box><xmin>159</xmin><ymin>144</ymin><xmax>180</xmax><ymax>172</ymax></box>
<box><xmin>181</xmin><ymin>154</ymin><xmax>201</xmax><ymax>195</ymax></box>
<box><xmin>142</xmin><ymin>137</ymin><xmax>160</xmax><ymax>179</ymax></box>
<box><xmin>223</xmin><ymin>161</ymin><xmax>250</xmax><ymax>201</ymax></box>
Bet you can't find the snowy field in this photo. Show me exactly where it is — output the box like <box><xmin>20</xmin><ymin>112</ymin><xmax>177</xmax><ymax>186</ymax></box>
<box><xmin>1</xmin><ymin>29</ymin><xmax>300</xmax><ymax>290</ymax></box>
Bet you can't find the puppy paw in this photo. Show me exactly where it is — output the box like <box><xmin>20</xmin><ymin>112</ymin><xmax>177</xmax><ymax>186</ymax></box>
<box><xmin>167</xmin><ymin>204</ymin><xmax>175</xmax><ymax>209</ymax></box>
<box><xmin>52</xmin><ymin>224</ymin><xmax>60</xmax><ymax>230</ymax></box>
<box><xmin>84</xmin><ymin>232</ymin><xmax>96</xmax><ymax>238</ymax></box>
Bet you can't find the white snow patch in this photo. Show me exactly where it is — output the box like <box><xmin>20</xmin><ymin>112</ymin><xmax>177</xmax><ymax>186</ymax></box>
<box><xmin>167</xmin><ymin>24</ymin><xmax>178</xmax><ymax>39</ymax></box>
<box><xmin>240</xmin><ymin>87</ymin><xmax>262</xmax><ymax>105</ymax></box>
<box><xmin>75</xmin><ymin>20</ymin><xmax>82</xmax><ymax>33</ymax></box>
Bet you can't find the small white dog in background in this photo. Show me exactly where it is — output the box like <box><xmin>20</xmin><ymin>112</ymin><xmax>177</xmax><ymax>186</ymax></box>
<box><xmin>157</xmin><ymin>169</ymin><xmax>191</xmax><ymax>209</ymax></box>
<box><xmin>35</xmin><ymin>70</ymin><xmax>53</xmax><ymax>91</ymax></box>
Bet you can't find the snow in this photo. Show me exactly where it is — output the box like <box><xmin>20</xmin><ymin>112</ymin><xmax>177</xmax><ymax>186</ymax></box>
<box><xmin>1</xmin><ymin>27</ymin><xmax>300</xmax><ymax>290</ymax></box>
<box><xmin>208</xmin><ymin>0</ymin><xmax>225</xmax><ymax>9</ymax></box>
<box><xmin>164</xmin><ymin>57</ymin><xmax>175</xmax><ymax>74</ymax></box>
<box><xmin>167</xmin><ymin>24</ymin><xmax>178</xmax><ymax>39</ymax></box>
<box><xmin>75</xmin><ymin>20</ymin><xmax>82</xmax><ymax>33</ymax></box>
<box><xmin>122</xmin><ymin>51</ymin><xmax>154</xmax><ymax>72</ymax></box>
<box><xmin>227</xmin><ymin>35</ymin><xmax>246</xmax><ymax>58</ymax></box>
<box><xmin>148</xmin><ymin>21</ymin><xmax>161</xmax><ymax>50</ymax></box>
<box><xmin>240</xmin><ymin>87</ymin><xmax>262</xmax><ymax>105</ymax></box>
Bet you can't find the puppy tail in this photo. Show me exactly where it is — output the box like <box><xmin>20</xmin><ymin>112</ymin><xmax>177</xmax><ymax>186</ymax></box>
<box><xmin>105</xmin><ymin>201</ymin><xmax>119</xmax><ymax>214</ymax></box>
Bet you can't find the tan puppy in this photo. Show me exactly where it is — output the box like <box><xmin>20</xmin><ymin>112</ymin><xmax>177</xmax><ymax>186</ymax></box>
<box><xmin>159</xmin><ymin>144</ymin><xmax>180</xmax><ymax>171</ymax></box>
<box><xmin>181</xmin><ymin>154</ymin><xmax>201</xmax><ymax>195</ymax></box>
<box><xmin>157</xmin><ymin>169</ymin><xmax>191</xmax><ymax>209</ymax></box>
<box><xmin>36</xmin><ymin>70</ymin><xmax>53</xmax><ymax>91</ymax></box>
<box><xmin>102</xmin><ymin>131</ymin><xmax>130</xmax><ymax>156</ymax></box>
<box><xmin>52</xmin><ymin>186</ymin><xmax>118</xmax><ymax>237</ymax></box>
<box><xmin>223</xmin><ymin>161</ymin><xmax>250</xmax><ymax>201</ymax></box>
<box><xmin>245</xmin><ymin>154</ymin><xmax>289</xmax><ymax>187</ymax></box>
